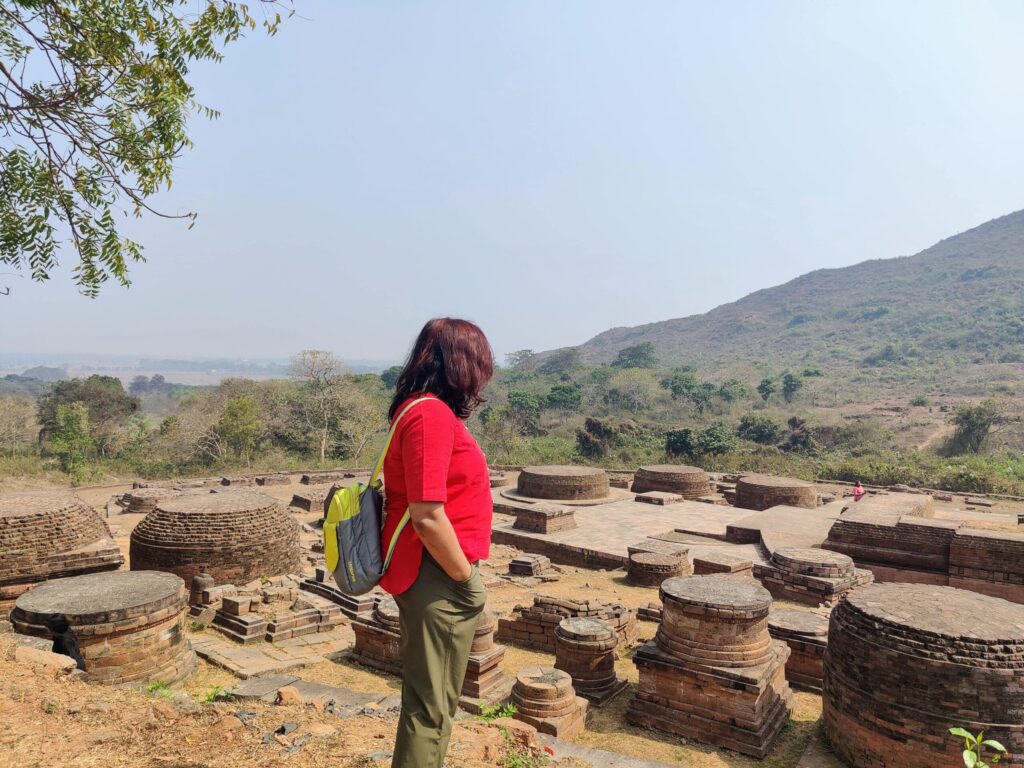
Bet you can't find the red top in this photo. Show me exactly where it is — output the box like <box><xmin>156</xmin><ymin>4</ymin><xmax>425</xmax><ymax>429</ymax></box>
<box><xmin>380</xmin><ymin>396</ymin><xmax>492</xmax><ymax>595</ymax></box>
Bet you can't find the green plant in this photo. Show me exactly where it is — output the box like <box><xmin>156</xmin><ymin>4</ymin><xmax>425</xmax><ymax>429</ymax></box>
<box><xmin>476</xmin><ymin>702</ymin><xmax>518</xmax><ymax>722</ymax></box>
<box><xmin>202</xmin><ymin>685</ymin><xmax>230</xmax><ymax>703</ymax></box>
<box><xmin>190</xmin><ymin>621</ymin><xmax>207</xmax><ymax>632</ymax></box>
<box><xmin>145</xmin><ymin>680</ymin><xmax>173</xmax><ymax>699</ymax></box>
<box><xmin>498</xmin><ymin>724</ymin><xmax>548</xmax><ymax>768</ymax></box>
<box><xmin>950</xmin><ymin>727</ymin><xmax>1007</xmax><ymax>768</ymax></box>
<box><xmin>911</xmin><ymin>395</ymin><xmax>929</xmax><ymax>407</ymax></box>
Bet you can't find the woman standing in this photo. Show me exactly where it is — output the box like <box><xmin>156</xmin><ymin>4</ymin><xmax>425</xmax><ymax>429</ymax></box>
<box><xmin>381</xmin><ymin>318</ymin><xmax>494</xmax><ymax>768</ymax></box>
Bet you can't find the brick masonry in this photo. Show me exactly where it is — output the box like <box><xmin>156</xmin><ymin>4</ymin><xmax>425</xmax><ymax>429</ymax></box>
<box><xmin>767</xmin><ymin>607</ymin><xmax>828</xmax><ymax>693</ymax></box>
<box><xmin>10</xmin><ymin>570</ymin><xmax>195</xmax><ymax>686</ymax></box>
<box><xmin>129</xmin><ymin>490</ymin><xmax>301</xmax><ymax>586</ymax></box>
<box><xmin>516</xmin><ymin>466</ymin><xmax>610</xmax><ymax>501</ymax></box>
<box><xmin>497</xmin><ymin>595</ymin><xmax>638</xmax><ymax>652</ymax></box>
<box><xmin>554</xmin><ymin>617</ymin><xmax>628</xmax><ymax>705</ymax></box>
<box><xmin>0</xmin><ymin>492</ymin><xmax>123</xmax><ymax>617</ymax></box>
<box><xmin>460</xmin><ymin>610</ymin><xmax>514</xmax><ymax>714</ymax></box>
<box><xmin>824</xmin><ymin>583</ymin><xmax>1024</xmax><ymax>768</ymax></box>
<box><xmin>511</xmin><ymin>667</ymin><xmax>588</xmax><ymax>738</ymax></box>
<box><xmin>753</xmin><ymin>547</ymin><xmax>873</xmax><ymax>606</ymax></box>
<box><xmin>626</xmin><ymin>575</ymin><xmax>794</xmax><ymax>759</ymax></box>
<box><xmin>735</xmin><ymin>474</ymin><xmax>817</xmax><ymax>511</ymax></box>
<box><xmin>631</xmin><ymin>465</ymin><xmax>712</xmax><ymax>500</ymax></box>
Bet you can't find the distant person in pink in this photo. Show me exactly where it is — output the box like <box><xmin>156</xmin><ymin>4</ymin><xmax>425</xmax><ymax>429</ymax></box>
<box><xmin>852</xmin><ymin>482</ymin><xmax>865</xmax><ymax>502</ymax></box>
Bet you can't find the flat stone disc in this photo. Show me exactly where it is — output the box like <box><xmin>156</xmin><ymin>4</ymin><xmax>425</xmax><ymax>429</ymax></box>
<box><xmin>768</xmin><ymin>608</ymin><xmax>829</xmax><ymax>638</ymax></box>
<box><xmin>514</xmin><ymin>667</ymin><xmax>574</xmax><ymax>699</ymax></box>
<box><xmin>661</xmin><ymin>574</ymin><xmax>772</xmax><ymax>617</ymax></box>
<box><xmin>13</xmin><ymin>570</ymin><xmax>185</xmax><ymax>626</ymax></box>
<box><xmin>556</xmin><ymin>617</ymin><xmax>616</xmax><ymax>642</ymax></box>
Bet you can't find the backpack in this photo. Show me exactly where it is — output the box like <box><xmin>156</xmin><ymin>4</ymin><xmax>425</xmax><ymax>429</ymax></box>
<box><xmin>322</xmin><ymin>396</ymin><xmax>435</xmax><ymax>595</ymax></box>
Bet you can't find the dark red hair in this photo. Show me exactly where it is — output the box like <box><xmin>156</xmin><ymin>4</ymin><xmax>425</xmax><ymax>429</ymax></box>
<box><xmin>389</xmin><ymin>318</ymin><xmax>494</xmax><ymax>420</ymax></box>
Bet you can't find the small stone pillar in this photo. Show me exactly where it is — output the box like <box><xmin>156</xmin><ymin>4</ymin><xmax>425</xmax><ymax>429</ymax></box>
<box><xmin>511</xmin><ymin>667</ymin><xmax>588</xmax><ymax>738</ymax></box>
<box><xmin>460</xmin><ymin>611</ymin><xmax>514</xmax><ymax>713</ymax></box>
<box><xmin>627</xmin><ymin>551</ymin><xmax>692</xmax><ymax>586</ymax></box>
<box><xmin>627</xmin><ymin>575</ymin><xmax>793</xmax><ymax>758</ymax></box>
<box><xmin>554</xmin><ymin>618</ymin><xmax>627</xmax><ymax>705</ymax></box>
<box><xmin>189</xmin><ymin>573</ymin><xmax>215</xmax><ymax>606</ymax></box>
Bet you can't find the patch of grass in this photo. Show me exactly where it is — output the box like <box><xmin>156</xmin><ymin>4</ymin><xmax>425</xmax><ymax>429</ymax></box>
<box><xmin>477</xmin><ymin>702</ymin><xmax>518</xmax><ymax>722</ymax></box>
<box><xmin>145</xmin><ymin>680</ymin><xmax>173</xmax><ymax>699</ymax></box>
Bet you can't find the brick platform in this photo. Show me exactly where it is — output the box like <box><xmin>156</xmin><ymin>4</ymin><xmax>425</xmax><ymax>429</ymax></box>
<box><xmin>823</xmin><ymin>509</ymin><xmax>959</xmax><ymax>582</ymax></box>
<box><xmin>300</xmin><ymin>471</ymin><xmax>351</xmax><ymax>485</ymax></box>
<box><xmin>11</xmin><ymin>570</ymin><xmax>195</xmax><ymax>686</ymax></box>
<box><xmin>460</xmin><ymin>611</ymin><xmax>514</xmax><ymax>714</ymax></box>
<box><xmin>693</xmin><ymin>551</ymin><xmax>753</xmax><ymax>577</ymax></box>
<box><xmin>753</xmin><ymin>547</ymin><xmax>873</xmax><ymax>606</ymax></box>
<box><xmin>515</xmin><ymin>465</ymin><xmax>610</xmax><ymax>501</ymax></box>
<box><xmin>513</xmin><ymin>503</ymin><xmax>577</xmax><ymax>533</ymax></box>
<box><xmin>554</xmin><ymin>618</ymin><xmax>628</xmax><ymax>705</ymax></box>
<box><xmin>626</xmin><ymin>575</ymin><xmax>794</xmax><ymax>758</ymax></box>
<box><xmin>736</xmin><ymin>474</ymin><xmax>817</xmax><ymax>511</ymax></box>
<box><xmin>631</xmin><ymin>465</ymin><xmax>712</xmax><ymax>500</ymax></box>
<box><xmin>0</xmin><ymin>492</ymin><xmax>123</xmax><ymax>617</ymax></box>
<box><xmin>948</xmin><ymin>528</ymin><xmax>1024</xmax><ymax>604</ymax></box>
<box><xmin>256</xmin><ymin>473</ymin><xmax>290</xmax><ymax>486</ymax></box>
<box><xmin>767</xmin><ymin>608</ymin><xmax>828</xmax><ymax>693</ymax></box>
<box><xmin>627</xmin><ymin>551</ymin><xmax>692</xmax><ymax>587</ymax></box>
<box><xmin>129</xmin><ymin>490</ymin><xmax>301</xmax><ymax>586</ymax></box>
<box><xmin>824</xmin><ymin>583</ymin><xmax>1024</xmax><ymax>768</ymax></box>
<box><xmin>512</xmin><ymin>667</ymin><xmax>588</xmax><ymax>738</ymax></box>
<box><xmin>497</xmin><ymin>595</ymin><xmax>637</xmax><ymax>652</ymax></box>
<box><xmin>350</xmin><ymin>597</ymin><xmax>401</xmax><ymax>675</ymax></box>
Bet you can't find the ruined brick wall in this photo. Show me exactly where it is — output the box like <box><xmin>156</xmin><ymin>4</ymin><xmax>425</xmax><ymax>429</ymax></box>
<box><xmin>948</xmin><ymin>529</ymin><xmax>1024</xmax><ymax>604</ymax></box>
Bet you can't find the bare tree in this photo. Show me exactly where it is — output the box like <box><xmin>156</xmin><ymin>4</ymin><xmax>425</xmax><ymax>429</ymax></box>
<box><xmin>290</xmin><ymin>350</ymin><xmax>349</xmax><ymax>464</ymax></box>
<box><xmin>0</xmin><ymin>394</ymin><xmax>37</xmax><ymax>457</ymax></box>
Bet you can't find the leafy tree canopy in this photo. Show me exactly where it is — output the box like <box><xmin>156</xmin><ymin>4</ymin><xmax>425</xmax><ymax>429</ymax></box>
<box><xmin>611</xmin><ymin>342</ymin><xmax>658</xmax><ymax>369</ymax></box>
<box><xmin>0</xmin><ymin>0</ymin><xmax>290</xmax><ymax>295</ymax></box>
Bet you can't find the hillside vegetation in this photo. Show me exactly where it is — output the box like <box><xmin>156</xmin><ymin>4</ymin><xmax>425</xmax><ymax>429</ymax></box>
<box><xmin>560</xmin><ymin>209</ymin><xmax>1024</xmax><ymax>399</ymax></box>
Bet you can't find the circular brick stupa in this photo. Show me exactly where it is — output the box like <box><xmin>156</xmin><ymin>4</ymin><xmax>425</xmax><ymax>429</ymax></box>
<box><xmin>0</xmin><ymin>492</ymin><xmax>123</xmax><ymax>617</ymax></box>
<box><xmin>130</xmin><ymin>490</ymin><xmax>300</xmax><ymax>585</ymax></box>
<box><xmin>518</xmin><ymin>466</ymin><xmax>609</xmax><ymax>500</ymax></box>
<box><xmin>631</xmin><ymin>465</ymin><xmax>712</xmax><ymax>499</ymax></box>
<box><xmin>735</xmin><ymin>474</ymin><xmax>817</xmax><ymax>510</ymax></box>
<box><xmin>824</xmin><ymin>583</ymin><xmax>1024</xmax><ymax>768</ymax></box>
<box><xmin>11</xmin><ymin>570</ymin><xmax>195</xmax><ymax>686</ymax></box>
<box><xmin>628</xmin><ymin>574</ymin><xmax>794</xmax><ymax>758</ymax></box>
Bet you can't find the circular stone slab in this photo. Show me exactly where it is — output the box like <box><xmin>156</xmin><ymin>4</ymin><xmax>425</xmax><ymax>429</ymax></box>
<box><xmin>13</xmin><ymin>570</ymin><xmax>185</xmax><ymax>627</ymax></box>
<box><xmin>375</xmin><ymin>598</ymin><xmax>400</xmax><ymax>628</ymax></box>
<box><xmin>661</xmin><ymin>574</ymin><xmax>772</xmax><ymax>618</ymax></box>
<box><xmin>514</xmin><ymin>667</ymin><xmax>575</xmax><ymax>700</ymax></box>
<box><xmin>772</xmin><ymin>547</ymin><xmax>855</xmax><ymax>578</ymax></box>
<box><xmin>556</xmin><ymin>617</ymin><xmax>616</xmax><ymax>643</ymax></box>
<box><xmin>768</xmin><ymin>608</ymin><xmax>829</xmax><ymax>638</ymax></box>
<box><xmin>842</xmin><ymin>583</ymin><xmax>1024</xmax><ymax>648</ymax></box>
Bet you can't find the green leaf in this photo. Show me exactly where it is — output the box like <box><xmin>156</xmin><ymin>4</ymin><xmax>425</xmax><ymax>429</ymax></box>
<box><xmin>951</xmin><ymin>728</ymin><xmax>975</xmax><ymax>740</ymax></box>
<box><xmin>964</xmin><ymin>750</ymin><xmax>979</xmax><ymax>768</ymax></box>
<box><xmin>982</xmin><ymin>741</ymin><xmax>1007</xmax><ymax>753</ymax></box>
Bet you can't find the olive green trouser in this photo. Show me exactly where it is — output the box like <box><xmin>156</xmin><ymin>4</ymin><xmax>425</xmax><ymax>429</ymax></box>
<box><xmin>391</xmin><ymin>553</ymin><xmax>486</xmax><ymax>768</ymax></box>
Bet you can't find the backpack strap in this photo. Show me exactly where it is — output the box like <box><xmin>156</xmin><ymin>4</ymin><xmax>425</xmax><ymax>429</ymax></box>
<box><xmin>374</xmin><ymin>395</ymin><xmax>438</xmax><ymax>573</ymax></box>
<box><xmin>368</xmin><ymin>396</ymin><xmax>437</xmax><ymax>489</ymax></box>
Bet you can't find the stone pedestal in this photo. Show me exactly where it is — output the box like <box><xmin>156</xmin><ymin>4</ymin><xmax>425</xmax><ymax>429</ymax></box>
<box><xmin>350</xmin><ymin>598</ymin><xmax>401</xmax><ymax>675</ymax></box>
<box><xmin>824</xmin><ymin>583</ymin><xmax>1024</xmax><ymax>768</ymax></box>
<box><xmin>512</xmin><ymin>667</ymin><xmax>588</xmax><ymax>738</ymax></box>
<box><xmin>11</xmin><ymin>571</ymin><xmax>195</xmax><ymax>686</ymax></box>
<box><xmin>736</xmin><ymin>474</ymin><xmax>817</xmax><ymax>511</ymax></box>
<box><xmin>753</xmin><ymin>547</ymin><xmax>872</xmax><ymax>606</ymax></box>
<box><xmin>554</xmin><ymin>618</ymin><xmax>627</xmax><ymax>705</ymax></box>
<box><xmin>767</xmin><ymin>608</ymin><xmax>828</xmax><ymax>693</ymax></box>
<box><xmin>627</xmin><ymin>575</ymin><xmax>793</xmax><ymax>758</ymax></box>
<box><xmin>628</xmin><ymin>551</ymin><xmax>692</xmax><ymax>587</ymax></box>
<box><xmin>631</xmin><ymin>465</ymin><xmax>712</xmax><ymax>499</ymax></box>
<box><xmin>460</xmin><ymin>611</ymin><xmax>514</xmax><ymax>713</ymax></box>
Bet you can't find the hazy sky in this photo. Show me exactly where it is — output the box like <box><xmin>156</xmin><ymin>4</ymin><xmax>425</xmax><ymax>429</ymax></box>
<box><xmin>4</xmin><ymin>1</ymin><xmax>1024</xmax><ymax>365</ymax></box>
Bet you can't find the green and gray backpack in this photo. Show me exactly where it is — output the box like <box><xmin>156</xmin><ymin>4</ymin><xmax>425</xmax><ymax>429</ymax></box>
<box><xmin>322</xmin><ymin>396</ymin><xmax>434</xmax><ymax>595</ymax></box>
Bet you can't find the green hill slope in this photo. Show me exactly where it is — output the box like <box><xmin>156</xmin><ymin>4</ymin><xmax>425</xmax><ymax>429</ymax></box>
<box><xmin>567</xmin><ymin>209</ymin><xmax>1024</xmax><ymax>393</ymax></box>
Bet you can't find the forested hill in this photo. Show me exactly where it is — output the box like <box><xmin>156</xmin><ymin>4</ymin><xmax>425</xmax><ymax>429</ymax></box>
<box><xmin>566</xmin><ymin>209</ymin><xmax>1024</xmax><ymax>381</ymax></box>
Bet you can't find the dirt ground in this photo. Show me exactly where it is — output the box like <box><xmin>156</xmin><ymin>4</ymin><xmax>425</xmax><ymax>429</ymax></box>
<box><xmin>2</xmin><ymin>471</ymin><xmax>1018</xmax><ymax>768</ymax></box>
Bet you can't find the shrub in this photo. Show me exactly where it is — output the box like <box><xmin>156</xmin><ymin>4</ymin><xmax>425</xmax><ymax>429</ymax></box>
<box><xmin>737</xmin><ymin>414</ymin><xmax>783</xmax><ymax>445</ymax></box>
